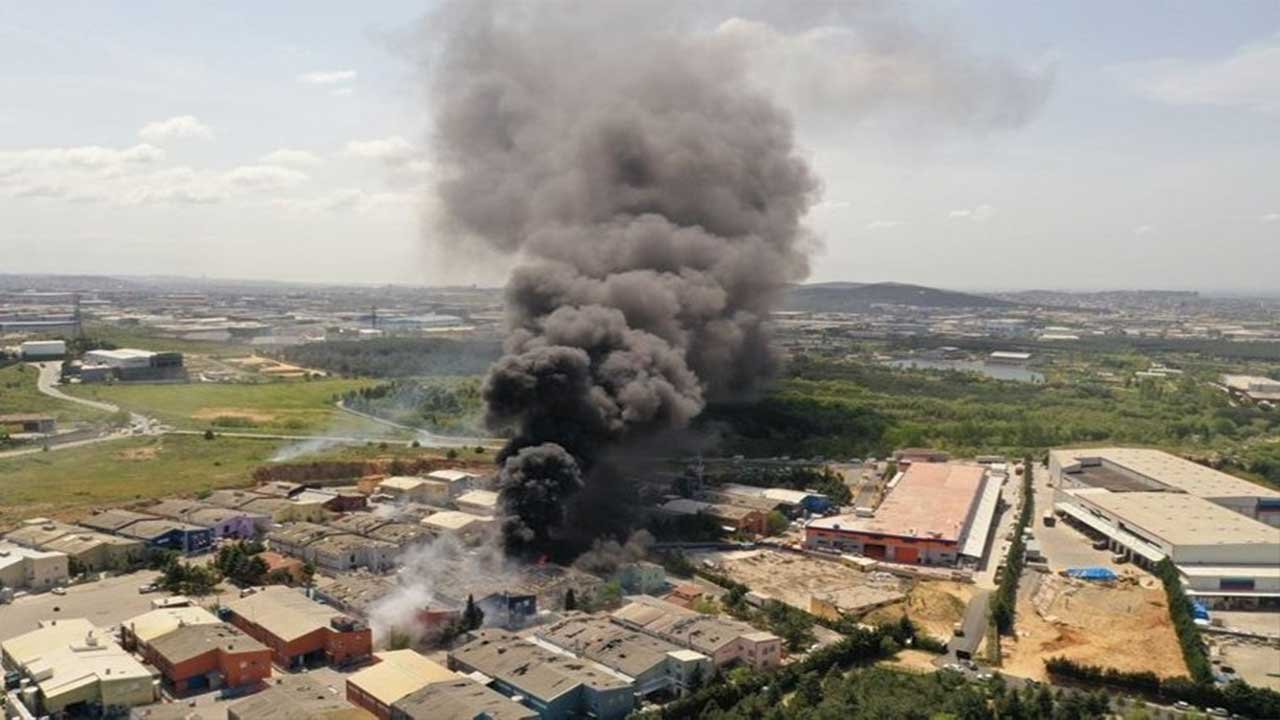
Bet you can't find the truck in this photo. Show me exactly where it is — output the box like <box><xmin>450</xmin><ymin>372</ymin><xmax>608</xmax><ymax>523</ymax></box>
<box><xmin>1042</xmin><ymin>511</ymin><xmax>1056</xmax><ymax>527</ymax></box>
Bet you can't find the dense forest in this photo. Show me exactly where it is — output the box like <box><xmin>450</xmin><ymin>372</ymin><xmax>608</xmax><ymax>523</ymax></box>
<box><xmin>281</xmin><ymin>337</ymin><xmax>501</xmax><ymax>377</ymax></box>
<box><xmin>702</xmin><ymin>355</ymin><xmax>1280</xmax><ymax>487</ymax></box>
<box><xmin>340</xmin><ymin>378</ymin><xmax>486</xmax><ymax>435</ymax></box>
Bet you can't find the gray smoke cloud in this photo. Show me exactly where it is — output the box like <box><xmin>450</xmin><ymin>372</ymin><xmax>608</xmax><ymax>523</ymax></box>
<box><xmin>421</xmin><ymin>0</ymin><xmax>1049</xmax><ymax>556</ymax></box>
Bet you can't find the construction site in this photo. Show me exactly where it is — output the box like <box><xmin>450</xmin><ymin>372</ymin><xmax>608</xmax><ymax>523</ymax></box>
<box><xmin>998</xmin><ymin>569</ymin><xmax>1187</xmax><ymax>681</ymax></box>
<box><xmin>690</xmin><ymin>548</ymin><xmax>972</xmax><ymax>640</ymax></box>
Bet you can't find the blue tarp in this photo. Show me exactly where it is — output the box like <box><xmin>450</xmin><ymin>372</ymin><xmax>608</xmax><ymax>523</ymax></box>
<box><xmin>1191</xmin><ymin>601</ymin><xmax>1211</xmax><ymax>620</ymax></box>
<box><xmin>1066</xmin><ymin>567</ymin><xmax>1118</xmax><ymax>581</ymax></box>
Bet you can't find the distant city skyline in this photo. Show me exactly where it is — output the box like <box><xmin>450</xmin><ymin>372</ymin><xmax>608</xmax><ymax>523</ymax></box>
<box><xmin>1</xmin><ymin>1</ymin><xmax>1277</xmax><ymax>292</ymax></box>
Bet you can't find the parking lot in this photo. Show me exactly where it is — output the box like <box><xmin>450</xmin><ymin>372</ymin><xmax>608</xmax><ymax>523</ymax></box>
<box><xmin>0</xmin><ymin>569</ymin><xmax>163</xmax><ymax>642</ymax></box>
<box><xmin>1031</xmin><ymin>465</ymin><xmax>1123</xmax><ymax>572</ymax></box>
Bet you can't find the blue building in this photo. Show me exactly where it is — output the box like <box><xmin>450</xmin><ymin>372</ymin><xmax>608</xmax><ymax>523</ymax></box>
<box><xmin>120</xmin><ymin>519</ymin><xmax>214</xmax><ymax>555</ymax></box>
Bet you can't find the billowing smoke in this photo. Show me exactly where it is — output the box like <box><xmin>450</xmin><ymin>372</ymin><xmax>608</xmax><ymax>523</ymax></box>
<box><xmin>423</xmin><ymin>1</ymin><xmax>1050</xmax><ymax>557</ymax></box>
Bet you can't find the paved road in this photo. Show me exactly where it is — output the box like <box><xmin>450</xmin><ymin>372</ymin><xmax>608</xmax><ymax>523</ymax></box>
<box><xmin>937</xmin><ymin>589</ymin><xmax>991</xmax><ymax>665</ymax></box>
<box><xmin>32</xmin><ymin>361</ymin><xmax>118</xmax><ymax>412</ymax></box>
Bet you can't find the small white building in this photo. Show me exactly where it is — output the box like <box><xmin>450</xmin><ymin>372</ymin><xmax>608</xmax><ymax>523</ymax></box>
<box><xmin>19</xmin><ymin>340</ymin><xmax>66</xmax><ymax>359</ymax></box>
<box><xmin>0</xmin><ymin>543</ymin><xmax>69</xmax><ymax>591</ymax></box>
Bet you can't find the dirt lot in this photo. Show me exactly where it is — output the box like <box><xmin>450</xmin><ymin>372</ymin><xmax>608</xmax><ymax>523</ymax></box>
<box><xmin>692</xmin><ymin>549</ymin><xmax>905</xmax><ymax>616</ymax></box>
<box><xmin>1207</xmin><ymin>634</ymin><xmax>1280</xmax><ymax>691</ymax></box>
<box><xmin>862</xmin><ymin>580</ymin><xmax>975</xmax><ymax>640</ymax></box>
<box><xmin>1001</xmin><ymin>569</ymin><xmax>1187</xmax><ymax>681</ymax></box>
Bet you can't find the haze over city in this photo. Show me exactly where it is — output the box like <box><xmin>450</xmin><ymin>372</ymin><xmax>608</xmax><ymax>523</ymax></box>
<box><xmin>1</xmin><ymin>1</ymin><xmax>1277</xmax><ymax>293</ymax></box>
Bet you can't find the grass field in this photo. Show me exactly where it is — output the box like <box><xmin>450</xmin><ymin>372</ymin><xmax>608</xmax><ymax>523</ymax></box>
<box><xmin>65</xmin><ymin>377</ymin><xmax>405</xmax><ymax>436</ymax></box>
<box><xmin>82</xmin><ymin>323</ymin><xmax>258</xmax><ymax>356</ymax></box>
<box><xmin>0</xmin><ymin>435</ymin><xmax>280</xmax><ymax>529</ymax></box>
<box><xmin>0</xmin><ymin>363</ymin><xmax>111</xmax><ymax>424</ymax></box>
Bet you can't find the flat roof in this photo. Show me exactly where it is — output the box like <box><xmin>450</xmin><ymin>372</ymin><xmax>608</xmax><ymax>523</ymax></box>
<box><xmin>1</xmin><ymin>618</ymin><xmax>152</xmax><ymax>700</ymax></box>
<box><xmin>1052</xmin><ymin>448</ymin><xmax>1280</xmax><ymax>499</ymax></box>
<box><xmin>451</xmin><ymin>630</ymin><xmax>631</xmax><ymax>701</ymax></box>
<box><xmin>79</xmin><ymin>508</ymin><xmax>157</xmax><ymax>532</ymax></box>
<box><xmin>120</xmin><ymin>518</ymin><xmax>206</xmax><ymax>540</ymax></box>
<box><xmin>423</xmin><ymin>510</ymin><xmax>492</xmax><ymax>530</ymax></box>
<box><xmin>959</xmin><ymin>476</ymin><xmax>1002</xmax><ymax>559</ymax></box>
<box><xmin>1177</xmin><ymin>565</ymin><xmax>1280</xmax><ymax>579</ymax></box>
<box><xmin>317</xmin><ymin>574</ymin><xmax>397</xmax><ymax>615</ymax></box>
<box><xmin>347</xmin><ymin>649</ymin><xmax>456</xmax><ymax>706</ymax></box>
<box><xmin>149</xmin><ymin>622</ymin><xmax>267</xmax><ymax>664</ymax></box>
<box><xmin>455</xmin><ymin>489</ymin><xmax>499</xmax><ymax>507</ymax></box>
<box><xmin>393</xmin><ymin>679</ymin><xmax>538</xmax><ymax>720</ymax></box>
<box><xmin>537</xmin><ymin>614</ymin><xmax>696</xmax><ymax>679</ymax></box>
<box><xmin>125</xmin><ymin>606</ymin><xmax>221</xmax><ymax>644</ymax></box>
<box><xmin>612</xmin><ymin>595</ymin><xmax>779</xmax><ymax>655</ymax></box>
<box><xmin>227</xmin><ymin>674</ymin><xmax>375</xmax><ymax>720</ymax></box>
<box><xmin>427</xmin><ymin>469</ymin><xmax>479</xmax><ymax>482</ymax></box>
<box><xmin>226</xmin><ymin>586</ymin><xmax>352</xmax><ymax>642</ymax></box>
<box><xmin>809</xmin><ymin>463</ymin><xmax>986</xmax><ymax>542</ymax></box>
<box><xmin>1077</xmin><ymin>491</ymin><xmax>1280</xmax><ymax>547</ymax></box>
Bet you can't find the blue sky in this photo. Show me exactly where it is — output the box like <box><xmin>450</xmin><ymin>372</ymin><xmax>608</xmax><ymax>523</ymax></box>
<box><xmin>1</xmin><ymin>1</ymin><xmax>1276</xmax><ymax>292</ymax></box>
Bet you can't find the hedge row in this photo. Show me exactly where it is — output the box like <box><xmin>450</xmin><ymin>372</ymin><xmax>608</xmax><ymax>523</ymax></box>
<box><xmin>1153</xmin><ymin>557</ymin><xmax>1214</xmax><ymax>684</ymax></box>
<box><xmin>991</xmin><ymin>458</ymin><xmax>1035</xmax><ymax>633</ymax></box>
<box><xmin>1045</xmin><ymin>656</ymin><xmax>1280</xmax><ymax>719</ymax></box>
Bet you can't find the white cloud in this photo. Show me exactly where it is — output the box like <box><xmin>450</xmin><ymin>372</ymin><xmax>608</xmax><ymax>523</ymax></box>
<box><xmin>1261</xmin><ymin>213</ymin><xmax>1280</xmax><ymax>223</ymax></box>
<box><xmin>948</xmin><ymin>204</ymin><xmax>995</xmax><ymax>222</ymax></box>
<box><xmin>260</xmin><ymin>148</ymin><xmax>323</xmax><ymax>167</ymax></box>
<box><xmin>275</xmin><ymin>188</ymin><xmax>417</xmax><ymax>214</ymax></box>
<box><xmin>865</xmin><ymin>220</ymin><xmax>901</xmax><ymax>230</ymax></box>
<box><xmin>345</xmin><ymin>136</ymin><xmax>417</xmax><ymax>163</ymax></box>
<box><xmin>1133</xmin><ymin>225</ymin><xmax>1154</xmax><ymax>236</ymax></box>
<box><xmin>812</xmin><ymin>199</ymin><xmax>851</xmax><ymax>211</ymax></box>
<box><xmin>0</xmin><ymin>143</ymin><xmax>164</xmax><ymax>173</ymax></box>
<box><xmin>297</xmin><ymin>69</ymin><xmax>357</xmax><ymax>85</ymax></box>
<box><xmin>331</xmin><ymin>87</ymin><xmax>354</xmax><ymax>97</ymax></box>
<box><xmin>138</xmin><ymin>115</ymin><xmax>214</xmax><ymax>142</ymax></box>
<box><xmin>223</xmin><ymin>164</ymin><xmax>309</xmax><ymax>190</ymax></box>
<box><xmin>1116</xmin><ymin>37</ymin><xmax>1280</xmax><ymax>114</ymax></box>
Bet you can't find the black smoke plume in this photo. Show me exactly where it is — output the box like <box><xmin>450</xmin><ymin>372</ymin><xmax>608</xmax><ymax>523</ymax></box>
<box><xmin>424</xmin><ymin>2</ymin><xmax>1049</xmax><ymax>557</ymax></box>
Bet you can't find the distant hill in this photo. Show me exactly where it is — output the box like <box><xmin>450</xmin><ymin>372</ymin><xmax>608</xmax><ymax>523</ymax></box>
<box><xmin>783</xmin><ymin>282</ymin><xmax>1014</xmax><ymax>312</ymax></box>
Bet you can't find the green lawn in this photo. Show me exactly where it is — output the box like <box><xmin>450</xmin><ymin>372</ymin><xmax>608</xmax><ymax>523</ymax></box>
<box><xmin>82</xmin><ymin>323</ymin><xmax>258</xmax><ymax>356</ymax></box>
<box><xmin>0</xmin><ymin>435</ymin><xmax>280</xmax><ymax>529</ymax></box>
<box><xmin>65</xmin><ymin>377</ymin><xmax>405</xmax><ymax>436</ymax></box>
<box><xmin>0</xmin><ymin>363</ymin><xmax>111</xmax><ymax>424</ymax></box>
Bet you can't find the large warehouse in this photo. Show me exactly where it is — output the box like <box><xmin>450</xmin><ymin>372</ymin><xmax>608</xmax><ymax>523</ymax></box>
<box><xmin>1049</xmin><ymin>448</ymin><xmax>1280</xmax><ymax>608</ymax></box>
<box><xmin>805</xmin><ymin>462</ymin><xmax>999</xmax><ymax>567</ymax></box>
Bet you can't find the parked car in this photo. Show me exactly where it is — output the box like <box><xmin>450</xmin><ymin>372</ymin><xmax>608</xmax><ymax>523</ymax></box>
<box><xmin>138</xmin><ymin>583</ymin><xmax>159</xmax><ymax>594</ymax></box>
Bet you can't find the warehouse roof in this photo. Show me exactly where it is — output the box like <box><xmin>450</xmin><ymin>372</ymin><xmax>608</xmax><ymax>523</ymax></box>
<box><xmin>347</xmin><ymin>650</ymin><xmax>456</xmax><ymax>707</ymax></box>
<box><xmin>5</xmin><ymin>520</ymin><xmax>78</xmax><ymax>547</ymax></box>
<box><xmin>317</xmin><ymin>573</ymin><xmax>397</xmax><ymax>615</ymax></box>
<box><xmin>1052</xmin><ymin>448</ymin><xmax>1280</xmax><ymax>499</ymax></box>
<box><xmin>2</xmin><ymin>619</ymin><xmax>151</xmax><ymax>702</ymax></box>
<box><xmin>612</xmin><ymin>596</ymin><xmax>778</xmax><ymax>655</ymax></box>
<box><xmin>43</xmin><ymin>531</ymin><xmax>140</xmax><ymax>555</ymax></box>
<box><xmin>228</xmin><ymin>674</ymin><xmax>374</xmax><ymax>720</ymax></box>
<box><xmin>269</xmin><ymin>522</ymin><xmax>339</xmax><ymax>547</ymax></box>
<box><xmin>145</xmin><ymin>499</ymin><xmax>203</xmax><ymax>520</ymax></box>
<box><xmin>422</xmin><ymin>510</ymin><xmax>491</xmax><ymax>531</ymax></box>
<box><xmin>427</xmin><ymin>469</ymin><xmax>480</xmax><ymax>483</ymax></box>
<box><xmin>120</xmin><ymin>519</ymin><xmax>206</xmax><ymax>541</ymax></box>
<box><xmin>205</xmin><ymin>489</ymin><xmax>270</xmax><ymax>509</ymax></box>
<box><xmin>379</xmin><ymin>476</ymin><xmax>430</xmax><ymax>491</ymax></box>
<box><xmin>455</xmin><ymin>489</ymin><xmax>500</xmax><ymax>509</ymax></box>
<box><xmin>226</xmin><ymin>586</ymin><xmax>354</xmax><ymax>642</ymax></box>
<box><xmin>1074</xmin><ymin>491</ymin><xmax>1280</xmax><ymax>546</ymax></box>
<box><xmin>393</xmin><ymin>679</ymin><xmax>538</xmax><ymax>720</ymax></box>
<box><xmin>537</xmin><ymin>614</ymin><xmax>699</xmax><ymax>679</ymax></box>
<box><xmin>451</xmin><ymin>630</ymin><xmax>631</xmax><ymax>701</ymax></box>
<box><xmin>149</xmin><ymin>622</ymin><xmax>266</xmax><ymax>664</ymax></box>
<box><xmin>126</xmin><ymin>606</ymin><xmax>221</xmax><ymax>644</ymax></box>
<box><xmin>79</xmin><ymin>508</ymin><xmax>157</xmax><ymax>532</ymax></box>
<box><xmin>808</xmin><ymin>463</ymin><xmax>986</xmax><ymax>543</ymax></box>
<box><xmin>329</xmin><ymin>514</ymin><xmax>394</xmax><ymax>535</ymax></box>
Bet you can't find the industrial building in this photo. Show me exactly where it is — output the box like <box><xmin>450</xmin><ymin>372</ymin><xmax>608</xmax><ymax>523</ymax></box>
<box><xmin>805</xmin><ymin>462</ymin><xmax>998</xmax><ymax>566</ymax></box>
<box><xmin>142</xmin><ymin>622</ymin><xmax>272</xmax><ymax>695</ymax></box>
<box><xmin>454</xmin><ymin>488</ymin><xmax>500</xmax><ymax>516</ymax></box>
<box><xmin>391</xmin><ymin>678</ymin><xmax>538</xmax><ymax>720</ymax></box>
<box><xmin>146</xmin><ymin>499</ymin><xmax>269</xmax><ymax>538</ymax></box>
<box><xmin>6</xmin><ymin>519</ymin><xmax>145</xmax><ymax>572</ymax></box>
<box><xmin>426</xmin><ymin>468</ymin><xmax>482</xmax><ymax>497</ymax></box>
<box><xmin>121</xmin><ymin>606</ymin><xmax>222</xmax><ymax>651</ymax></box>
<box><xmin>378</xmin><ymin>476</ymin><xmax>451</xmax><ymax>505</ymax></box>
<box><xmin>1220</xmin><ymin>374</ymin><xmax>1280</xmax><ymax>404</ymax></box>
<box><xmin>448</xmin><ymin>630</ymin><xmax>636</xmax><ymax>720</ymax></box>
<box><xmin>18</xmin><ymin>339</ymin><xmax>66</xmax><ymax>359</ymax></box>
<box><xmin>345</xmin><ymin>650</ymin><xmax>456</xmax><ymax>720</ymax></box>
<box><xmin>718</xmin><ymin>484</ymin><xmax>833</xmax><ymax>516</ymax></box>
<box><xmin>657</xmin><ymin>498</ymin><xmax>768</xmax><ymax>535</ymax></box>
<box><xmin>0</xmin><ymin>413</ymin><xmax>56</xmax><ymax>435</ymax></box>
<box><xmin>0</xmin><ymin>542</ymin><xmax>68</xmax><ymax>591</ymax></box>
<box><xmin>227</xmin><ymin>674</ymin><xmax>375</xmax><ymax>720</ymax></box>
<box><xmin>78</xmin><ymin>509</ymin><xmax>214</xmax><ymax>555</ymax></box>
<box><xmin>80</xmin><ymin>348</ymin><xmax>185</xmax><ymax>382</ymax></box>
<box><xmin>421</xmin><ymin>510</ymin><xmax>496</xmax><ymax>542</ymax></box>
<box><xmin>611</xmin><ymin>595</ymin><xmax>782</xmax><ymax>670</ymax></box>
<box><xmin>536</xmin><ymin>614</ymin><xmax>712</xmax><ymax>697</ymax></box>
<box><xmin>1</xmin><ymin>618</ymin><xmax>156</xmax><ymax>716</ymax></box>
<box><xmin>225</xmin><ymin>586</ymin><xmax>372</xmax><ymax>668</ymax></box>
<box><xmin>1049</xmin><ymin>447</ymin><xmax>1280</xmax><ymax>525</ymax></box>
<box><xmin>1049</xmin><ymin>448</ymin><xmax>1280</xmax><ymax>608</ymax></box>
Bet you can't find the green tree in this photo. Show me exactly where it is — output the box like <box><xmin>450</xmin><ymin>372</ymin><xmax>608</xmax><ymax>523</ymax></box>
<box><xmin>462</xmin><ymin>594</ymin><xmax>484</xmax><ymax>631</ymax></box>
<box><xmin>765</xmin><ymin>511</ymin><xmax>789</xmax><ymax>536</ymax></box>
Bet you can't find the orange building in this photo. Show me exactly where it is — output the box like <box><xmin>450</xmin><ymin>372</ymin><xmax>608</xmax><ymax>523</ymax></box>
<box><xmin>225</xmin><ymin>586</ymin><xmax>372</xmax><ymax>669</ymax></box>
<box><xmin>143</xmin><ymin>622</ymin><xmax>272</xmax><ymax>695</ymax></box>
<box><xmin>806</xmin><ymin>463</ymin><xmax>988</xmax><ymax>566</ymax></box>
